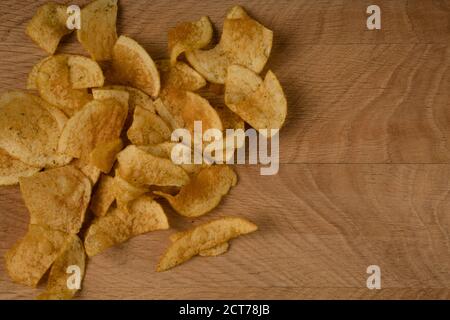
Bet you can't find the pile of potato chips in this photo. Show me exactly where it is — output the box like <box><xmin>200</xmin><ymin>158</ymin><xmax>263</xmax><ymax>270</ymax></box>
<box><xmin>1</xmin><ymin>0</ymin><xmax>286</xmax><ymax>299</ymax></box>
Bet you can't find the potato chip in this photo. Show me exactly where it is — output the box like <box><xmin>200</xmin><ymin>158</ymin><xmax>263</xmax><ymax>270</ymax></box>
<box><xmin>58</xmin><ymin>98</ymin><xmax>128</xmax><ymax>162</ymax></box>
<box><xmin>112</xmin><ymin>35</ymin><xmax>160</xmax><ymax>97</ymax></box>
<box><xmin>67</xmin><ymin>55</ymin><xmax>105</xmax><ymax>89</ymax></box>
<box><xmin>26</xmin><ymin>2</ymin><xmax>71</xmax><ymax>54</ymax></box>
<box><xmin>116</xmin><ymin>145</ymin><xmax>190</xmax><ymax>187</ymax></box>
<box><xmin>158</xmin><ymin>60</ymin><xmax>206</xmax><ymax>93</ymax></box>
<box><xmin>157</xmin><ymin>216</ymin><xmax>257</xmax><ymax>271</ymax></box>
<box><xmin>225</xmin><ymin>65</ymin><xmax>287</xmax><ymax>137</ymax></box>
<box><xmin>168</xmin><ymin>16</ymin><xmax>213</xmax><ymax>65</ymax></box>
<box><xmin>154</xmin><ymin>98</ymin><xmax>178</xmax><ymax>131</ymax></box>
<box><xmin>4</xmin><ymin>225</ymin><xmax>69</xmax><ymax>287</ymax></box>
<box><xmin>71</xmin><ymin>158</ymin><xmax>101</xmax><ymax>186</ymax></box>
<box><xmin>90</xmin><ymin>175</ymin><xmax>115</xmax><ymax>217</ymax></box>
<box><xmin>186</xmin><ymin>6</ymin><xmax>273</xmax><ymax>84</ymax></box>
<box><xmin>112</xmin><ymin>173</ymin><xmax>149</xmax><ymax>211</ymax></box>
<box><xmin>89</xmin><ymin>138</ymin><xmax>123</xmax><ymax>173</ymax></box>
<box><xmin>155</xmin><ymin>165</ymin><xmax>237</xmax><ymax>217</ymax></box>
<box><xmin>0</xmin><ymin>148</ymin><xmax>41</xmax><ymax>186</ymax></box>
<box><xmin>36</xmin><ymin>55</ymin><xmax>92</xmax><ymax>116</ymax></box>
<box><xmin>92</xmin><ymin>88</ymin><xmax>130</xmax><ymax>109</ymax></box>
<box><xmin>37</xmin><ymin>235</ymin><xmax>85</xmax><ymax>300</ymax></box>
<box><xmin>77</xmin><ymin>0</ymin><xmax>118</xmax><ymax>61</ymax></box>
<box><xmin>27</xmin><ymin>56</ymin><xmax>53</xmax><ymax>90</ymax></box>
<box><xmin>19</xmin><ymin>166</ymin><xmax>92</xmax><ymax>234</ymax></box>
<box><xmin>0</xmin><ymin>91</ymin><xmax>72</xmax><ymax>168</ymax></box>
<box><xmin>169</xmin><ymin>231</ymin><xmax>229</xmax><ymax>257</ymax></box>
<box><xmin>127</xmin><ymin>105</ymin><xmax>171</xmax><ymax>146</ymax></box>
<box><xmin>84</xmin><ymin>196</ymin><xmax>169</xmax><ymax>256</ymax></box>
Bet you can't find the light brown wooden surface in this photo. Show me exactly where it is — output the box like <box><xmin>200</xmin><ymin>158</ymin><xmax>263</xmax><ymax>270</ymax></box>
<box><xmin>1</xmin><ymin>0</ymin><xmax>450</xmax><ymax>300</ymax></box>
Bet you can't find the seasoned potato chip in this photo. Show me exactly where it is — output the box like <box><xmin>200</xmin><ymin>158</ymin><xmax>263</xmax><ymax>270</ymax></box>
<box><xmin>157</xmin><ymin>217</ymin><xmax>257</xmax><ymax>271</ymax></box>
<box><xmin>0</xmin><ymin>91</ymin><xmax>72</xmax><ymax>168</ymax></box>
<box><xmin>26</xmin><ymin>2</ymin><xmax>71</xmax><ymax>54</ymax></box>
<box><xmin>5</xmin><ymin>225</ymin><xmax>69</xmax><ymax>287</ymax></box>
<box><xmin>169</xmin><ymin>231</ymin><xmax>229</xmax><ymax>257</ymax></box>
<box><xmin>112</xmin><ymin>173</ymin><xmax>149</xmax><ymax>211</ymax></box>
<box><xmin>90</xmin><ymin>175</ymin><xmax>115</xmax><ymax>217</ymax></box>
<box><xmin>19</xmin><ymin>166</ymin><xmax>92</xmax><ymax>234</ymax></box>
<box><xmin>37</xmin><ymin>235</ymin><xmax>85</xmax><ymax>300</ymax></box>
<box><xmin>58</xmin><ymin>99</ymin><xmax>127</xmax><ymax>162</ymax></box>
<box><xmin>158</xmin><ymin>60</ymin><xmax>206</xmax><ymax>92</ymax></box>
<box><xmin>71</xmin><ymin>158</ymin><xmax>101</xmax><ymax>186</ymax></box>
<box><xmin>92</xmin><ymin>88</ymin><xmax>129</xmax><ymax>109</ymax></box>
<box><xmin>112</xmin><ymin>35</ymin><xmax>160</xmax><ymax>97</ymax></box>
<box><xmin>36</xmin><ymin>55</ymin><xmax>92</xmax><ymax>116</ymax></box>
<box><xmin>186</xmin><ymin>6</ymin><xmax>273</xmax><ymax>84</ymax></box>
<box><xmin>27</xmin><ymin>56</ymin><xmax>53</xmax><ymax>90</ymax></box>
<box><xmin>117</xmin><ymin>145</ymin><xmax>190</xmax><ymax>187</ymax></box>
<box><xmin>155</xmin><ymin>165</ymin><xmax>237</xmax><ymax>217</ymax></box>
<box><xmin>168</xmin><ymin>16</ymin><xmax>213</xmax><ymax>65</ymax></box>
<box><xmin>127</xmin><ymin>105</ymin><xmax>171</xmax><ymax>145</ymax></box>
<box><xmin>0</xmin><ymin>148</ymin><xmax>41</xmax><ymax>186</ymax></box>
<box><xmin>89</xmin><ymin>138</ymin><xmax>123</xmax><ymax>173</ymax></box>
<box><xmin>84</xmin><ymin>196</ymin><xmax>169</xmax><ymax>256</ymax></box>
<box><xmin>225</xmin><ymin>65</ymin><xmax>287</xmax><ymax>136</ymax></box>
<box><xmin>77</xmin><ymin>0</ymin><xmax>118</xmax><ymax>61</ymax></box>
<box><xmin>67</xmin><ymin>55</ymin><xmax>105</xmax><ymax>89</ymax></box>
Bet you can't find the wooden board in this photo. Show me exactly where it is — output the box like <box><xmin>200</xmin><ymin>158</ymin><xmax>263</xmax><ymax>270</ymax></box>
<box><xmin>1</xmin><ymin>0</ymin><xmax>450</xmax><ymax>300</ymax></box>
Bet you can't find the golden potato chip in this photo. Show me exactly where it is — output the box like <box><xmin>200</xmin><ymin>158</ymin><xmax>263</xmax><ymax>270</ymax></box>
<box><xmin>19</xmin><ymin>166</ymin><xmax>92</xmax><ymax>234</ymax></box>
<box><xmin>37</xmin><ymin>235</ymin><xmax>85</xmax><ymax>300</ymax></box>
<box><xmin>77</xmin><ymin>0</ymin><xmax>118</xmax><ymax>61</ymax></box>
<box><xmin>89</xmin><ymin>138</ymin><xmax>123</xmax><ymax>173</ymax></box>
<box><xmin>155</xmin><ymin>165</ymin><xmax>237</xmax><ymax>217</ymax></box>
<box><xmin>92</xmin><ymin>88</ymin><xmax>129</xmax><ymax>109</ymax></box>
<box><xmin>36</xmin><ymin>55</ymin><xmax>92</xmax><ymax>116</ymax></box>
<box><xmin>4</xmin><ymin>225</ymin><xmax>69</xmax><ymax>287</ymax></box>
<box><xmin>168</xmin><ymin>16</ymin><xmax>213</xmax><ymax>65</ymax></box>
<box><xmin>116</xmin><ymin>145</ymin><xmax>190</xmax><ymax>187</ymax></box>
<box><xmin>169</xmin><ymin>231</ymin><xmax>229</xmax><ymax>257</ymax></box>
<box><xmin>225</xmin><ymin>65</ymin><xmax>287</xmax><ymax>137</ymax></box>
<box><xmin>0</xmin><ymin>148</ymin><xmax>41</xmax><ymax>186</ymax></box>
<box><xmin>112</xmin><ymin>173</ymin><xmax>149</xmax><ymax>211</ymax></box>
<box><xmin>27</xmin><ymin>56</ymin><xmax>53</xmax><ymax>90</ymax></box>
<box><xmin>154</xmin><ymin>98</ymin><xmax>178</xmax><ymax>131</ymax></box>
<box><xmin>158</xmin><ymin>60</ymin><xmax>206</xmax><ymax>92</ymax></box>
<box><xmin>84</xmin><ymin>196</ymin><xmax>169</xmax><ymax>256</ymax></box>
<box><xmin>67</xmin><ymin>55</ymin><xmax>105</xmax><ymax>89</ymax></box>
<box><xmin>71</xmin><ymin>158</ymin><xmax>101</xmax><ymax>186</ymax></box>
<box><xmin>58</xmin><ymin>98</ymin><xmax>128</xmax><ymax>162</ymax></box>
<box><xmin>157</xmin><ymin>216</ymin><xmax>257</xmax><ymax>271</ymax></box>
<box><xmin>26</xmin><ymin>2</ymin><xmax>71</xmax><ymax>54</ymax></box>
<box><xmin>90</xmin><ymin>175</ymin><xmax>115</xmax><ymax>217</ymax></box>
<box><xmin>0</xmin><ymin>91</ymin><xmax>72</xmax><ymax>168</ymax></box>
<box><xmin>112</xmin><ymin>35</ymin><xmax>160</xmax><ymax>97</ymax></box>
<box><xmin>127</xmin><ymin>105</ymin><xmax>171</xmax><ymax>145</ymax></box>
<box><xmin>186</xmin><ymin>6</ymin><xmax>273</xmax><ymax>84</ymax></box>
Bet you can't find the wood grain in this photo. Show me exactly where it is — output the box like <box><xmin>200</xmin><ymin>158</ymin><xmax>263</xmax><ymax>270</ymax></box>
<box><xmin>1</xmin><ymin>0</ymin><xmax>450</xmax><ymax>300</ymax></box>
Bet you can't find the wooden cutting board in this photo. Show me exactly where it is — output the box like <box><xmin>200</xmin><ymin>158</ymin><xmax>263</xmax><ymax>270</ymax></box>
<box><xmin>1</xmin><ymin>0</ymin><xmax>449</xmax><ymax>299</ymax></box>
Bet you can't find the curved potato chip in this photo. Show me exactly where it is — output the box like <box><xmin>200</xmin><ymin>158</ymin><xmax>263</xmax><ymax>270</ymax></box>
<box><xmin>186</xmin><ymin>6</ymin><xmax>273</xmax><ymax>84</ymax></box>
<box><xmin>77</xmin><ymin>0</ymin><xmax>118</xmax><ymax>61</ymax></box>
<box><xmin>158</xmin><ymin>60</ymin><xmax>206</xmax><ymax>92</ymax></box>
<box><xmin>26</xmin><ymin>2</ymin><xmax>71</xmax><ymax>54</ymax></box>
<box><xmin>112</xmin><ymin>35</ymin><xmax>160</xmax><ymax>97</ymax></box>
<box><xmin>27</xmin><ymin>56</ymin><xmax>53</xmax><ymax>90</ymax></box>
<box><xmin>19</xmin><ymin>166</ymin><xmax>92</xmax><ymax>234</ymax></box>
<box><xmin>155</xmin><ymin>165</ymin><xmax>237</xmax><ymax>217</ymax></box>
<box><xmin>168</xmin><ymin>16</ymin><xmax>213</xmax><ymax>65</ymax></box>
<box><xmin>90</xmin><ymin>175</ymin><xmax>115</xmax><ymax>217</ymax></box>
<box><xmin>0</xmin><ymin>148</ymin><xmax>41</xmax><ymax>186</ymax></box>
<box><xmin>112</xmin><ymin>173</ymin><xmax>149</xmax><ymax>211</ymax></box>
<box><xmin>225</xmin><ymin>65</ymin><xmax>287</xmax><ymax>136</ymax></box>
<box><xmin>5</xmin><ymin>225</ymin><xmax>69</xmax><ymax>287</ymax></box>
<box><xmin>0</xmin><ymin>91</ymin><xmax>72</xmax><ymax>168</ymax></box>
<box><xmin>127</xmin><ymin>106</ymin><xmax>171</xmax><ymax>145</ymax></box>
<box><xmin>84</xmin><ymin>196</ymin><xmax>169</xmax><ymax>256</ymax></box>
<box><xmin>89</xmin><ymin>138</ymin><xmax>123</xmax><ymax>173</ymax></box>
<box><xmin>58</xmin><ymin>98</ymin><xmax>127</xmax><ymax>161</ymax></box>
<box><xmin>169</xmin><ymin>231</ymin><xmax>229</xmax><ymax>257</ymax></box>
<box><xmin>36</xmin><ymin>55</ymin><xmax>92</xmax><ymax>116</ymax></box>
<box><xmin>117</xmin><ymin>145</ymin><xmax>190</xmax><ymax>187</ymax></box>
<box><xmin>68</xmin><ymin>55</ymin><xmax>105</xmax><ymax>89</ymax></box>
<box><xmin>37</xmin><ymin>235</ymin><xmax>85</xmax><ymax>300</ymax></box>
<box><xmin>71</xmin><ymin>158</ymin><xmax>101</xmax><ymax>186</ymax></box>
<box><xmin>157</xmin><ymin>216</ymin><xmax>257</xmax><ymax>271</ymax></box>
